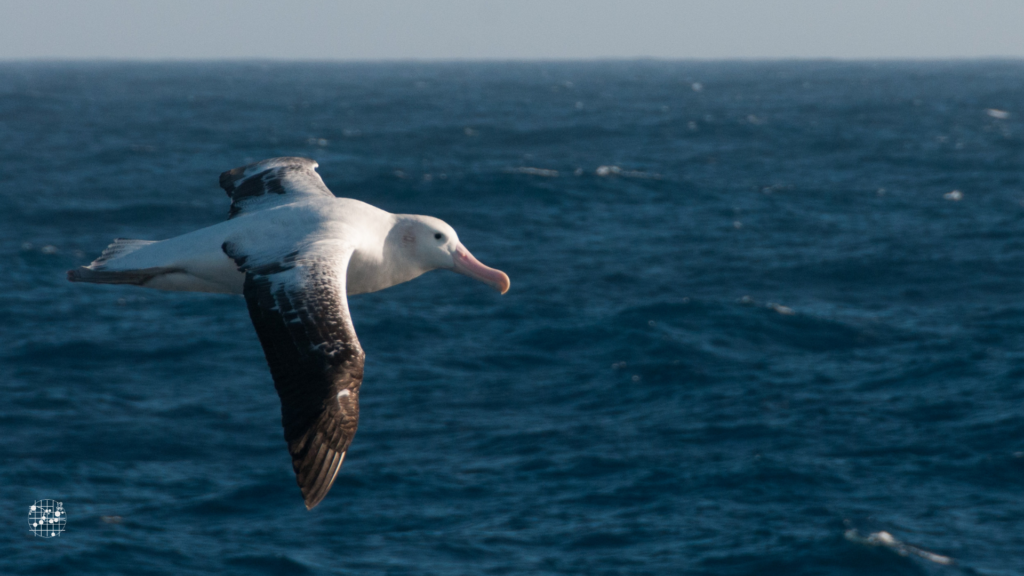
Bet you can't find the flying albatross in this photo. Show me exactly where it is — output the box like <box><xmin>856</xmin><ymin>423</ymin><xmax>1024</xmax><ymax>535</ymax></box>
<box><xmin>67</xmin><ymin>157</ymin><xmax>510</xmax><ymax>509</ymax></box>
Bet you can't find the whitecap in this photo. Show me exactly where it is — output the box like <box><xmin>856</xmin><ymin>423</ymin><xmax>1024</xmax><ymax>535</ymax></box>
<box><xmin>844</xmin><ymin>529</ymin><xmax>954</xmax><ymax>566</ymax></box>
<box><xmin>507</xmin><ymin>167</ymin><xmax>558</xmax><ymax>177</ymax></box>
<box><xmin>768</xmin><ymin>303</ymin><xmax>795</xmax><ymax>316</ymax></box>
<box><xmin>595</xmin><ymin>165</ymin><xmax>661</xmax><ymax>179</ymax></box>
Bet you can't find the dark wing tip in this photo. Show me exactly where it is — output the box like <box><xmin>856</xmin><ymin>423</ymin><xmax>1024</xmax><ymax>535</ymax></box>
<box><xmin>219</xmin><ymin>166</ymin><xmax>246</xmax><ymax>194</ymax></box>
<box><xmin>295</xmin><ymin>444</ymin><xmax>346</xmax><ymax>510</ymax></box>
<box><xmin>288</xmin><ymin>408</ymin><xmax>354</xmax><ymax>510</ymax></box>
<box><xmin>219</xmin><ymin>157</ymin><xmax>319</xmax><ymax>195</ymax></box>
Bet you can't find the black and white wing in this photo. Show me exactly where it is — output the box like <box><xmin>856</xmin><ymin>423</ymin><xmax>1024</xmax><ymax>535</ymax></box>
<box><xmin>224</xmin><ymin>240</ymin><xmax>362</xmax><ymax>509</ymax></box>
<box><xmin>219</xmin><ymin>157</ymin><xmax>336</xmax><ymax>219</ymax></box>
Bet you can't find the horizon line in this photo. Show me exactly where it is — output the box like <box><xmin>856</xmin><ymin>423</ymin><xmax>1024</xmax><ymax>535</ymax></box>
<box><xmin>2</xmin><ymin>56</ymin><xmax>1024</xmax><ymax>64</ymax></box>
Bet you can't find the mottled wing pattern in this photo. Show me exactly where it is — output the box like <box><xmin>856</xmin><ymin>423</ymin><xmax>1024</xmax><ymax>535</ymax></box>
<box><xmin>224</xmin><ymin>241</ymin><xmax>363</xmax><ymax>509</ymax></box>
<box><xmin>219</xmin><ymin>157</ymin><xmax>335</xmax><ymax>219</ymax></box>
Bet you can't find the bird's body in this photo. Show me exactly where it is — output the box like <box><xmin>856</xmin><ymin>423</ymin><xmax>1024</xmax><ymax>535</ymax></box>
<box><xmin>68</xmin><ymin>157</ymin><xmax>509</xmax><ymax>509</ymax></box>
<box><xmin>81</xmin><ymin>196</ymin><xmax>433</xmax><ymax>296</ymax></box>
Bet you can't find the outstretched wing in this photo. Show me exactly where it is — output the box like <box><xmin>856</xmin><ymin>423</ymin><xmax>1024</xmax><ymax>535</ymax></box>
<box><xmin>219</xmin><ymin>157</ymin><xmax>336</xmax><ymax>219</ymax></box>
<box><xmin>224</xmin><ymin>240</ymin><xmax>363</xmax><ymax>509</ymax></box>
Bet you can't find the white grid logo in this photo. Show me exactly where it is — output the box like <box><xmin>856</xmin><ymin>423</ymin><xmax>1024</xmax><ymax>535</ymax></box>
<box><xmin>28</xmin><ymin>500</ymin><xmax>66</xmax><ymax>538</ymax></box>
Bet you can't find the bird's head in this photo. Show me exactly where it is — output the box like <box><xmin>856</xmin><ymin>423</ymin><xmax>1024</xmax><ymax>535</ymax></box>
<box><xmin>397</xmin><ymin>215</ymin><xmax>510</xmax><ymax>294</ymax></box>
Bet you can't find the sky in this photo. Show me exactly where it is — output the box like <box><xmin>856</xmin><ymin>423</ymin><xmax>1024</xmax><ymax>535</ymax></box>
<box><xmin>2</xmin><ymin>0</ymin><xmax>1023</xmax><ymax>61</ymax></box>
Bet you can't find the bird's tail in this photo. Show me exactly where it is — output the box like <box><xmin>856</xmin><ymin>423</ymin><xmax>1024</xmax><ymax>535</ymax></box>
<box><xmin>67</xmin><ymin>238</ymin><xmax>174</xmax><ymax>285</ymax></box>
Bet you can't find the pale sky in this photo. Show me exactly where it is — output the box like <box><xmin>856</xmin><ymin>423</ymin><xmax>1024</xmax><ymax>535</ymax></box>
<box><xmin>2</xmin><ymin>0</ymin><xmax>1023</xmax><ymax>60</ymax></box>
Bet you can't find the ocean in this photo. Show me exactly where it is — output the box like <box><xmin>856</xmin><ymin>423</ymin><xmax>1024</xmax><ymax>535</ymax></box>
<box><xmin>1</xmin><ymin>61</ymin><xmax>1023</xmax><ymax>575</ymax></box>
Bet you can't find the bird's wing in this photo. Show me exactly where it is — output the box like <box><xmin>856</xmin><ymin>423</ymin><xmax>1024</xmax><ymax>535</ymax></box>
<box><xmin>224</xmin><ymin>239</ymin><xmax>362</xmax><ymax>509</ymax></box>
<box><xmin>219</xmin><ymin>157</ymin><xmax>336</xmax><ymax>219</ymax></box>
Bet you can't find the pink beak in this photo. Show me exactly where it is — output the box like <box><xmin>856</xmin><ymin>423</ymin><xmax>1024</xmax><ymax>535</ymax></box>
<box><xmin>452</xmin><ymin>244</ymin><xmax>510</xmax><ymax>294</ymax></box>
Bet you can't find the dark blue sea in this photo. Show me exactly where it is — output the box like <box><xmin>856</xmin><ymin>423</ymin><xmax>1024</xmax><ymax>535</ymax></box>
<box><xmin>2</xmin><ymin>61</ymin><xmax>1024</xmax><ymax>575</ymax></box>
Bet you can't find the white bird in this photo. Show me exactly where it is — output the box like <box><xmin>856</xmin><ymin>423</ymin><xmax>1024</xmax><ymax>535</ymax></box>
<box><xmin>68</xmin><ymin>157</ymin><xmax>510</xmax><ymax>509</ymax></box>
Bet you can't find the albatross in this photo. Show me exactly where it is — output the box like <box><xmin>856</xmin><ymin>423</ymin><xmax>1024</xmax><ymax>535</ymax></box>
<box><xmin>67</xmin><ymin>157</ymin><xmax>510</xmax><ymax>509</ymax></box>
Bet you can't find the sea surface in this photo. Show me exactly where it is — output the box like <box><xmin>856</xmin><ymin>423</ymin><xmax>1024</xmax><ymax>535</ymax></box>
<box><xmin>1</xmin><ymin>61</ymin><xmax>1023</xmax><ymax>575</ymax></box>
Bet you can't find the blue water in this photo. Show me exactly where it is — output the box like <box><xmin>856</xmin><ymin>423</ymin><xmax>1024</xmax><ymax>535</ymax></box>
<box><xmin>2</xmin><ymin>61</ymin><xmax>1024</xmax><ymax>575</ymax></box>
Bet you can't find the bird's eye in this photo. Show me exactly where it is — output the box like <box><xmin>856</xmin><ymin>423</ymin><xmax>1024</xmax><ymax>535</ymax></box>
<box><xmin>434</xmin><ymin>233</ymin><xmax>444</xmax><ymax>240</ymax></box>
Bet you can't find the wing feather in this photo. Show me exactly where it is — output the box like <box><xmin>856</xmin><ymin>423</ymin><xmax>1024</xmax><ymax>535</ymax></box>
<box><xmin>225</xmin><ymin>241</ymin><xmax>362</xmax><ymax>509</ymax></box>
<box><xmin>219</xmin><ymin>157</ymin><xmax>335</xmax><ymax>219</ymax></box>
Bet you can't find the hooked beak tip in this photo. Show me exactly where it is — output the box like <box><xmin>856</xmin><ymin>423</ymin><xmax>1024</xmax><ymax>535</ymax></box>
<box><xmin>496</xmin><ymin>273</ymin><xmax>510</xmax><ymax>295</ymax></box>
<box><xmin>453</xmin><ymin>244</ymin><xmax>510</xmax><ymax>295</ymax></box>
